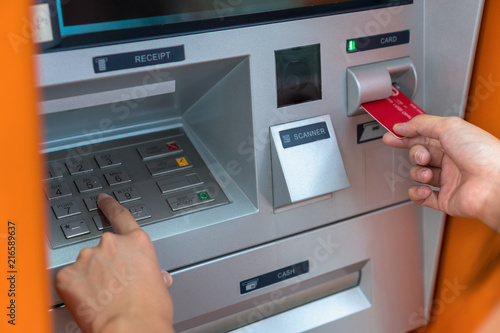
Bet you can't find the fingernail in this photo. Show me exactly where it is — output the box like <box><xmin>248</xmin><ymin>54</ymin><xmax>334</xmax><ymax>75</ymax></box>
<box><xmin>162</xmin><ymin>270</ymin><xmax>173</xmax><ymax>286</ymax></box>
<box><xmin>393</xmin><ymin>122</ymin><xmax>406</xmax><ymax>131</ymax></box>
<box><xmin>418</xmin><ymin>167</ymin><xmax>429</xmax><ymax>181</ymax></box>
<box><xmin>414</xmin><ymin>151</ymin><xmax>421</xmax><ymax>165</ymax></box>
<box><xmin>97</xmin><ymin>193</ymin><xmax>112</xmax><ymax>203</ymax></box>
<box><xmin>418</xmin><ymin>186</ymin><xmax>431</xmax><ymax>197</ymax></box>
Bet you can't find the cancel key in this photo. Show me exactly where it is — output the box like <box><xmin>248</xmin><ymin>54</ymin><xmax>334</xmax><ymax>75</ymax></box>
<box><xmin>166</xmin><ymin>190</ymin><xmax>214</xmax><ymax>211</ymax></box>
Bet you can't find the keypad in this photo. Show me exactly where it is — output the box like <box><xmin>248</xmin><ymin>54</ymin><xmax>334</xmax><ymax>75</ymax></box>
<box><xmin>44</xmin><ymin>128</ymin><xmax>229</xmax><ymax>249</ymax></box>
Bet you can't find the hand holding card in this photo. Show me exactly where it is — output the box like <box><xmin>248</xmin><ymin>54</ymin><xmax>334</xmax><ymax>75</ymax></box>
<box><xmin>361</xmin><ymin>86</ymin><xmax>427</xmax><ymax>138</ymax></box>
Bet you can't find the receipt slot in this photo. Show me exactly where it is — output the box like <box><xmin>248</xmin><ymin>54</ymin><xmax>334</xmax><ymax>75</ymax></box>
<box><xmin>346</xmin><ymin>57</ymin><xmax>418</xmax><ymax>116</ymax></box>
<box><xmin>270</xmin><ymin>115</ymin><xmax>350</xmax><ymax>210</ymax></box>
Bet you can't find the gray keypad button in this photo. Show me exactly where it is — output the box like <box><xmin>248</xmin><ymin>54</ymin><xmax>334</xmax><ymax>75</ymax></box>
<box><xmin>157</xmin><ymin>173</ymin><xmax>203</xmax><ymax>194</ymax></box>
<box><xmin>52</xmin><ymin>200</ymin><xmax>81</xmax><ymax>219</ymax></box>
<box><xmin>74</xmin><ymin>176</ymin><xmax>103</xmax><ymax>193</ymax></box>
<box><xmin>44</xmin><ymin>180</ymin><xmax>72</xmax><ymax>200</ymax></box>
<box><xmin>95</xmin><ymin>153</ymin><xmax>122</xmax><ymax>169</ymax></box>
<box><xmin>146</xmin><ymin>157</ymin><xmax>191</xmax><ymax>176</ymax></box>
<box><xmin>66</xmin><ymin>159</ymin><xmax>93</xmax><ymax>175</ymax></box>
<box><xmin>93</xmin><ymin>215</ymin><xmax>112</xmax><ymax>231</ymax></box>
<box><xmin>128</xmin><ymin>204</ymin><xmax>152</xmax><ymax>221</ymax></box>
<box><xmin>83</xmin><ymin>195</ymin><xmax>100</xmax><ymax>211</ymax></box>
<box><xmin>61</xmin><ymin>220</ymin><xmax>90</xmax><ymax>239</ymax></box>
<box><xmin>104</xmin><ymin>170</ymin><xmax>132</xmax><ymax>186</ymax></box>
<box><xmin>45</xmin><ymin>162</ymin><xmax>65</xmax><ymax>180</ymax></box>
<box><xmin>113</xmin><ymin>186</ymin><xmax>141</xmax><ymax>203</ymax></box>
<box><xmin>167</xmin><ymin>190</ymin><xmax>214</xmax><ymax>211</ymax></box>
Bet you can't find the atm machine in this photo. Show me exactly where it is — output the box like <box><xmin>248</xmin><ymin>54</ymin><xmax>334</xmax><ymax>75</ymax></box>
<box><xmin>36</xmin><ymin>0</ymin><xmax>484</xmax><ymax>332</ymax></box>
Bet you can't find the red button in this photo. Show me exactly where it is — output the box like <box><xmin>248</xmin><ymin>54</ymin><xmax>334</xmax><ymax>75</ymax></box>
<box><xmin>166</xmin><ymin>142</ymin><xmax>179</xmax><ymax>151</ymax></box>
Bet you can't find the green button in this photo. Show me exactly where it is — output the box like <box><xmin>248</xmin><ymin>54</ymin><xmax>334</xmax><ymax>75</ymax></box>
<box><xmin>197</xmin><ymin>191</ymin><xmax>210</xmax><ymax>201</ymax></box>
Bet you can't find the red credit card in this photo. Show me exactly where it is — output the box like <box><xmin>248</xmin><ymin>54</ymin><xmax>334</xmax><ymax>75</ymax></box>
<box><xmin>361</xmin><ymin>86</ymin><xmax>427</xmax><ymax>139</ymax></box>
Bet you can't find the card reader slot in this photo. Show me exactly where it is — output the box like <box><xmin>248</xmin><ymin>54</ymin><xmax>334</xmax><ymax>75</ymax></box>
<box><xmin>346</xmin><ymin>56</ymin><xmax>417</xmax><ymax>116</ymax></box>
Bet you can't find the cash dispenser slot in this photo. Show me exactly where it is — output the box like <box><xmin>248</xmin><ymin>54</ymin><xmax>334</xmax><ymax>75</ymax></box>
<box><xmin>228</xmin><ymin>271</ymin><xmax>365</xmax><ymax>333</ymax></box>
<box><xmin>346</xmin><ymin>56</ymin><xmax>417</xmax><ymax>116</ymax></box>
<box><xmin>176</xmin><ymin>269</ymin><xmax>364</xmax><ymax>333</ymax></box>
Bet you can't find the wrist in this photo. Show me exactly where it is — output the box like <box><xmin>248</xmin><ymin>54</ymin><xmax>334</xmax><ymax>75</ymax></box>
<box><xmin>478</xmin><ymin>180</ymin><xmax>500</xmax><ymax>233</ymax></box>
<box><xmin>100</xmin><ymin>315</ymin><xmax>174</xmax><ymax>333</ymax></box>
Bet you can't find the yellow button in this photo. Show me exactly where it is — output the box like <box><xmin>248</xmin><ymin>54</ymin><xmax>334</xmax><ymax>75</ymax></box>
<box><xmin>176</xmin><ymin>157</ymin><xmax>189</xmax><ymax>167</ymax></box>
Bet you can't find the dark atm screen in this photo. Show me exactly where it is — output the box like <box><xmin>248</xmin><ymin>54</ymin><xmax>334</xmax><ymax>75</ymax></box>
<box><xmin>61</xmin><ymin>0</ymin><xmax>351</xmax><ymax>27</ymax></box>
<box><xmin>55</xmin><ymin>0</ymin><xmax>412</xmax><ymax>47</ymax></box>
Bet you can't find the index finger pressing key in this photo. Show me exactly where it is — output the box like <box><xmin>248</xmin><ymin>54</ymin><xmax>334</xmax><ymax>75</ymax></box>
<box><xmin>97</xmin><ymin>193</ymin><xmax>141</xmax><ymax>235</ymax></box>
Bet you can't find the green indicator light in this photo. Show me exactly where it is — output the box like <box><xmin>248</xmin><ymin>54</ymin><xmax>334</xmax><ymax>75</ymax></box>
<box><xmin>348</xmin><ymin>40</ymin><xmax>356</xmax><ymax>52</ymax></box>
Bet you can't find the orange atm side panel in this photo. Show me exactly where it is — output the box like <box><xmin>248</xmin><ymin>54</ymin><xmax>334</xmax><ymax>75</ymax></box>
<box><xmin>0</xmin><ymin>1</ymin><xmax>52</xmax><ymax>332</ymax></box>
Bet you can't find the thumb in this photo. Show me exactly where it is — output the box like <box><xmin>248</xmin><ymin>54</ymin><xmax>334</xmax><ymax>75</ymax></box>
<box><xmin>161</xmin><ymin>270</ymin><xmax>173</xmax><ymax>288</ymax></box>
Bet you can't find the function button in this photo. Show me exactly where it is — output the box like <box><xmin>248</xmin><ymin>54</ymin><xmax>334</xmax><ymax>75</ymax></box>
<box><xmin>186</xmin><ymin>174</ymin><xmax>202</xmax><ymax>184</ymax></box>
<box><xmin>146</xmin><ymin>156</ymin><xmax>192</xmax><ymax>176</ymax></box>
<box><xmin>52</xmin><ymin>200</ymin><xmax>81</xmax><ymax>219</ymax></box>
<box><xmin>157</xmin><ymin>173</ymin><xmax>203</xmax><ymax>194</ymax></box>
<box><xmin>166</xmin><ymin>190</ymin><xmax>215</xmax><ymax>211</ymax></box>
<box><xmin>93</xmin><ymin>215</ymin><xmax>112</xmax><ymax>231</ymax></box>
<box><xmin>137</xmin><ymin>142</ymin><xmax>183</xmax><ymax>160</ymax></box>
<box><xmin>74</xmin><ymin>176</ymin><xmax>103</xmax><ymax>193</ymax></box>
<box><xmin>128</xmin><ymin>204</ymin><xmax>152</xmax><ymax>221</ymax></box>
<box><xmin>137</xmin><ymin>145</ymin><xmax>169</xmax><ymax>160</ymax></box>
<box><xmin>61</xmin><ymin>220</ymin><xmax>90</xmax><ymax>239</ymax></box>
<box><xmin>44</xmin><ymin>181</ymin><xmax>72</xmax><ymax>200</ymax></box>
<box><xmin>113</xmin><ymin>186</ymin><xmax>141</xmax><ymax>203</ymax></box>
<box><xmin>95</xmin><ymin>153</ymin><xmax>122</xmax><ymax>169</ymax></box>
<box><xmin>197</xmin><ymin>191</ymin><xmax>211</xmax><ymax>201</ymax></box>
<box><xmin>104</xmin><ymin>170</ymin><xmax>132</xmax><ymax>186</ymax></box>
<box><xmin>66</xmin><ymin>159</ymin><xmax>93</xmax><ymax>175</ymax></box>
<box><xmin>166</xmin><ymin>141</ymin><xmax>180</xmax><ymax>152</ymax></box>
<box><xmin>176</xmin><ymin>157</ymin><xmax>189</xmax><ymax>167</ymax></box>
<box><xmin>83</xmin><ymin>195</ymin><xmax>100</xmax><ymax>212</ymax></box>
